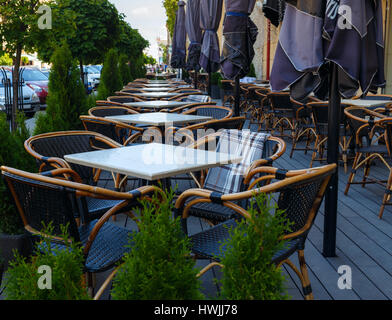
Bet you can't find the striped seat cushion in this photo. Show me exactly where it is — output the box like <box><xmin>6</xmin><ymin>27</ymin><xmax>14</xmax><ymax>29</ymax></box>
<box><xmin>183</xmin><ymin>95</ymin><xmax>210</xmax><ymax>103</ymax></box>
<box><xmin>203</xmin><ymin>130</ymin><xmax>270</xmax><ymax>194</ymax></box>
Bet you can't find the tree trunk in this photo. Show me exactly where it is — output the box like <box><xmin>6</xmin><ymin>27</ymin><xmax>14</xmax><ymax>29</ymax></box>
<box><xmin>11</xmin><ymin>47</ymin><xmax>22</xmax><ymax>132</ymax></box>
<box><xmin>79</xmin><ymin>61</ymin><xmax>85</xmax><ymax>88</ymax></box>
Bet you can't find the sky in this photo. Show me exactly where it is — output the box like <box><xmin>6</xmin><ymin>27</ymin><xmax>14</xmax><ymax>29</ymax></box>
<box><xmin>109</xmin><ymin>0</ymin><xmax>168</xmax><ymax>61</ymax></box>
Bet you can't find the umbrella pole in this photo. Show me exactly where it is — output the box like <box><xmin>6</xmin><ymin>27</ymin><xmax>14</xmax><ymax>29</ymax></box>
<box><xmin>194</xmin><ymin>70</ymin><xmax>198</xmax><ymax>89</ymax></box>
<box><xmin>323</xmin><ymin>62</ymin><xmax>340</xmax><ymax>258</ymax></box>
<box><xmin>234</xmin><ymin>76</ymin><xmax>240</xmax><ymax>117</ymax></box>
<box><xmin>208</xmin><ymin>72</ymin><xmax>212</xmax><ymax>96</ymax></box>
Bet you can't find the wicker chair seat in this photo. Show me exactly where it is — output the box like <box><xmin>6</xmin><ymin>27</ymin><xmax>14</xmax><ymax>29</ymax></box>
<box><xmin>190</xmin><ymin>219</ymin><xmax>300</xmax><ymax>264</ymax></box>
<box><xmin>40</xmin><ymin>219</ymin><xmax>133</xmax><ymax>273</ymax></box>
<box><xmin>356</xmin><ymin>144</ymin><xmax>388</xmax><ymax>154</ymax></box>
<box><xmin>84</xmin><ymin>197</ymin><xmax>124</xmax><ymax>221</ymax></box>
<box><xmin>186</xmin><ymin>198</ymin><xmax>240</xmax><ymax>223</ymax></box>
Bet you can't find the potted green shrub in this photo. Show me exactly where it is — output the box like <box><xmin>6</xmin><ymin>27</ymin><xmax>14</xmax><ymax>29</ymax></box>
<box><xmin>218</xmin><ymin>193</ymin><xmax>292</xmax><ymax>300</ymax></box>
<box><xmin>111</xmin><ymin>189</ymin><xmax>204</xmax><ymax>300</ymax></box>
<box><xmin>210</xmin><ymin>72</ymin><xmax>223</xmax><ymax>99</ymax></box>
<box><xmin>0</xmin><ymin>112</ymin><xmax>36</xmax><ymax>269</ymax></box>
<box><xmin>97</xmin><ymin>48</ymin><xmax>123</xmax><ymax>100</ymax></box>
<box><xmin>3</xmin><ymin>224</ymin><xmax>90</xmax><ymax>300</ymax></box>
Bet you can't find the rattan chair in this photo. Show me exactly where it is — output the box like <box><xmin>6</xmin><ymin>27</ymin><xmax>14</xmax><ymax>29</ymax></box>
<box><xmin>174</xmin><ymin>164</ymin><xmax>336</xmax><ymax>300</ymax></box>
<box><xmin>266</xmin><ymin>92</ymin><xmax>296</xmax><ymax>139</ymax></box>
<box><xmin>308</xmin><ymin>102</ymin><xmax>353</xmax><ymax>172</ymax></box>
<box><xmin>343</xmin><ymin>107</ymin><xmax>389</xmax><ymax>214</ymax></box>
<box><xmin>375</xmin><ymin>118</ymin><xmax>392</xmax><ymax>218</ymax></box>
<box><xmin>1</xmin><ymin>165</ymin><xmax>160</xmax><ymax>295</ymax></box>
<box><xmin>164</xmin><ymin>101</ymin><xmax>217</xmax><ymax>114</ymax></box>
<box><xmin>107</xmin><ymin>95</ymin><xmax>145</xmax><ymax>104</ymax></box>
<box><xmin>182</xmin><ymin>105</ymin><xmax>233</xmax><ymax>120</ymax></box>
<box><xmin>24</xmin><ymin>131</ymin><xmax>133</xmax><ymax>220</ymax></box>
<box><xmin>172</xmin><ymin>130</ymin><xmax>286</xmax><ymax>220</ymax></box>
<box><xmin>88</xmin><ymin>106</ymin><xmax>139</xmax><ymax>117</ymax></box>
<box><xmin>168</xmin><ymin>88</ymin><xmax>202</xmax><ymax>94</ymax></box>
<box><xmin>220</xmin><ymin>80</ymin><xmax>234</xmax><ymax>107</ymax></box>
<box><xmin>80</xmin><ymin>116</ymin><xmax>145</xmax><ymax>146</ymax></box>
<box><xmin>289</xmin><ymin>98</ymin><xmax>316</xmax><ymax>158</ymax></box>
<box><xmin>254</xmin><ymin>88</ymin><xmax>272</xmax><ymax>131</ymax></box>
<box><xmin>119</xmin><ymin>88</ymin><xmax>146</xmax><ymax>94</ymax></box>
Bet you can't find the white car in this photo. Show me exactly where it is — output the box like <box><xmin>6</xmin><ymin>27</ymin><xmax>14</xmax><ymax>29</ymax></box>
<box><xmin>0</xmin><ymin>69</ymin><xmax>40</xmax><ymax>117</ymax></box>
<box><xmin>84</xmin><ymin>66</ymin><xmax>101</xmax><ymax>89</ymax></box>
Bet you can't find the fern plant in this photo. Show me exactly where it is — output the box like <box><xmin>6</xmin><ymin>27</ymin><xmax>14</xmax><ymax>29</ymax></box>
<box><xmin>218</xmin><ymin>193</ymin><xmax>292</xmax><ymax>300</ymax></box>
<box><xmin>111</xmin><ymin>189</ymin><xmax>204</xmax><ymax>300</ymax></box>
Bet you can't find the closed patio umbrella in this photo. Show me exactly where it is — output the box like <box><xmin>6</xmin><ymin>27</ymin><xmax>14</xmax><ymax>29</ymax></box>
<box><xmin>199</xmin><ymin>0</ymin><xmax>224</xmax><ymax>95</ymax></box>
<box><xmin>262</xmin><ymin>0</ymin><xmax>286</xmax><ymax>27</ymax></box>
<box><xmin>171</xmin><ymin>1</ymin><xmax>187</xmax><ymax>71</ymax></box>
<box><xmin>220</xmin><ymin>0</ymin><xmax>259</xmax><ymax>116</ymax></box>
<box><xmin>270</xmin><ymin>0</ymin><xmax>385</xmax><ymax>257</ymax></box>
<box><xmin>185</xmin><ymin>0</ymin><xmax>203</xmax><ymax>88</ymax></box>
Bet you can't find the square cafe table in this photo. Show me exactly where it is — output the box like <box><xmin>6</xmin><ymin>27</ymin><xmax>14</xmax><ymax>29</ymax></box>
<box><xmin>137</xmin><ymin>92</ymin><xmax>179</xmax><ymax>99</ymax></box>
<box><xmin>123</xmin><ymin>101</ymin><xmax>190</xmax><ymax>111</ymax></box>
<box><xmin>64</xmin><ymin>143</ymin><xmax>242</xmax><ymax>187</ymax></box>
<box><xmin>106</xmin><ymin>112</ymin><xmax>213</xmax><ymax>144</ymax></box>
<box><xmin>147</xmin><ymin>80</ymin><xmax>170</xmax><ymax>84</ymax></box>
<box><xmin>341</xmin><ymin>99</ymin><xmax>392</xmax><ymax>108</ymax></box>
<box><xmin>106</xmin><ymin>112</ymin><xmax>212</xmax><ymax>127</ymax></box>
<box><xmin>141</xmin><ymin>87</ymin><xmax>173</xmax><ymax>92</ymax></box>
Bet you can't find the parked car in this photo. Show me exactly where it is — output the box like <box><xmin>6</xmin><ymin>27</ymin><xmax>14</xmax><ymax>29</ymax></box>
<box><xmin>0</xmin><ymin>68</ymin><xmax>41</xmax><ymax>117</ymax></box>
<box><xmin>84</xmin><ymin>65</ymin><xmax>101</xmax><ymax>89</ymax></box>
<box><xmin>18</xmin><ymin>67</ymin><xmax>49</xmax><ymax>106</ymax></box>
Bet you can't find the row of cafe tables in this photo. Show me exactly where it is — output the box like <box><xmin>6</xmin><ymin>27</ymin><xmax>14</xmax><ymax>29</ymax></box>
<box><xmin>64</xmin><ymin>79</ymin><xmax>241</xmax><ymax>189</ymax></box>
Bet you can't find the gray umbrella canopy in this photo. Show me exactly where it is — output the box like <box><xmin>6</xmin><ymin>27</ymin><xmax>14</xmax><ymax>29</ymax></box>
<box><xmin>185</xmin><ymin>0</ymin><xmax>202</xmax><ymax>71</ymax></box>
<box><xmin>220</xmin><ymin>0</ymin><xmax>258</xmax><ymax>80</ymax></box>
<box><xmin>270</xmin><ymin>0</ymin><xmax>385</xmax><ymax>257</ymax></box>
<box><xmin>271</xmin><ymin>0</ymin><xmax>385</xmax><ymax>101</ymax></box>
<box><xmin>170</xmin><ymin>1</ymin><xmax>187</xmax><ymax>69</ymax></box>
<box><xmin>199</xmin><ymin>0</ymin><xmax>224</xmax><ymax>73</ymax></box>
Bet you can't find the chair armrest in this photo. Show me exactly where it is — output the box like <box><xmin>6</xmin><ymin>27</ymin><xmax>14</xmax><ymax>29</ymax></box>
<box><xmin>39</xmin><ymin>168</ymin><xmax>83</xmax><ymax>184</ymax></box>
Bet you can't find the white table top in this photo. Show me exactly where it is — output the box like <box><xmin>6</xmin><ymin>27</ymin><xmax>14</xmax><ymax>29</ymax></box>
<box><xmin>64</xmin><ymin>143</ymin><xmax>243</xmax><ymax>181</ymax></box>
<box><xmin>106</xmin><ymin>112</ymin><xmax>212</xmax><ymax>126</ymax></box>
<box><xmin>138</xmin><ymin>92</ymin><xmax>179</xmax><ymax>99</ymax></box>
<box><xmin>142</xmin><ymin>87</ymin><xmax>173</xmax><ymax>92</ymax></box>
<box><xmin>124</xmin><ymin>101</ymin><xmax>189</xmax><ymax>109</ymax></box>
<box><xmin>147</xmin><ymin>80</ymin><xmax>170</xmax><ymax>84</ymax></box>
<box><xmin>342</xmin><ymin>99</ymin><xmax>392</xmax><ymax>108</ymax></box>
<box><xmin>144</xmin><ymin>84</ymin><xmax>174</xmax><ymax>88</ymax></box>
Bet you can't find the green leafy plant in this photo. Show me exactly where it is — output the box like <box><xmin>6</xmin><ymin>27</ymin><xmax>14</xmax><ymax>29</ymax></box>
<box><xmin>119</xmin><ymin>54</ymin><xmax>132</xmax><ymax>86</ymax></box>
<box><xmin>111</xmin><ymin>189</ymin><xmax>204</xmax><ymax>300</ymax></box>
<box><xmin>162</xmin><ymin>0</ymin><xmax>179</xmax><ymax>37</ymax></box>
<box><xmin>0</xmin><ymin>54</ymin><xmax>13</xmax><ymax>66</ymax></box>
<box><xmin>0</xmin><ymin>112</ymin><xmax>36</xmax><ymax>235</ymax></box>
<box><xmin>130</xmin><ymin>54</ymin><xmax>147</xmax><ymax>81</ymax></box>
<box><xmin>4</xmin><ymin>223</ymin><xmax>90</xmax><ymax>300</ymax></box>
<box><xmin>34</xmin><ymin>43</ymin><xmax>89</xmax><ymax>135</ymax></box>
<box><xmin>210</xmin><ymin>72</ymin><xmax>223</xmax><ymax>86</ymax></box>
<box><xmin>97</xmin><ymin>49</ymin><xmax>123</xmax><ymax>100</ymax></box>
<box><xmin>247</xmin><ymin>63</ymin><xmax>256</xmax><ymax>78</ymax></box>
<box><xmin>218</xmin><ymin>193</ymin><xmax>292</xmax><ymax>300</ymax></box>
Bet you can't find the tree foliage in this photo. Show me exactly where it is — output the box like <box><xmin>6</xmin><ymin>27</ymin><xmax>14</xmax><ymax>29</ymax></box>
<box><xmin>117</xmin><ymin>17</ymin><xmax>149</xmax><ymax>61</ymax></box>
<box><xmin>162</xmin><ymin>0</ymin><xmax>178</xmax><ymax>37</ymax></box>
<box><xmin>0</xmin><ymin>54</ymin><xmax>13</xmax><ymax>65</ymax></box>
<box><xmin>0</xmin><ymin>112</ymin><xmax>36</xmax><ymax>234</ymax></box>
<box><xmin>34</xmin><ymin>43</ymin><xmax>88</xmax><ymax>135</ymax></box>
<box><xmin>38</xmin><ymin>0</ymin><xmax>121</xmax><ymax>68</ymax></box>
<box><xmin>119</xmin><ymin>54</ymin><xmax>132</xmax><ymax>86</ymax></box>
<box><xmin>97</xmin><ymin>49</ymin><xmax>123</xmax><ymax>100</ymax></box>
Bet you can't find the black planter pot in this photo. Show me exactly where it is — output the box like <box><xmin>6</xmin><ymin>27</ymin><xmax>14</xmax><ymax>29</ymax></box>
<box><xmin>211</xmin><ymin>84</ymin><xmax>221</xmax><ymax>99</ymax></box>
<box><xmin>0</xmin><ymin>233</ymin><xmax>32</xmax><ymax>269</ymax></box>
<box><xmin>0</xmin><ymin>262</ymin><xmax>3</xmax><ymax>288</ymax></box>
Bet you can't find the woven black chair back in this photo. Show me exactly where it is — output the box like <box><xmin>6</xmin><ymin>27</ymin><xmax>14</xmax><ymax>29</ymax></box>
<box><xmin>81</xmin><ymin>118</ymin><xmax>124</xmax><ymax>145</ymax></box>
<box><xmin>30</xmin><ymin>133</ymin><xmax>107</xmax><ymax>184</ymax></box>
<box><xmin>190</xmin><ymin>107</ymin><xmax>230</xmax><ymax>120</ymax></box>
<box><xmin>90</xmin><ymin>107</ymin><xmax>129</xmax><ymax>118</ymax></box>
<box><xmin>2</xmin><ymin>171</ymin><xmax>80</xmax><ymax>241</ymax></box>
<box><xmin>276</xmin><ymin>173</ymin><xmax>326</xmax><ymax>239</ymax></box>
<box><xmin>108</xmin><ymin>96</ymin><xmax>138</xmax><ymax>103</ymax></box>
